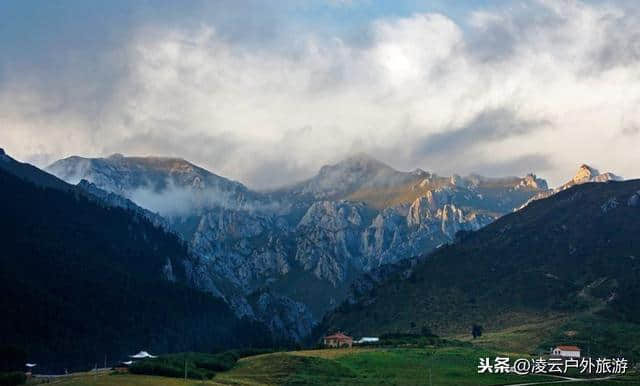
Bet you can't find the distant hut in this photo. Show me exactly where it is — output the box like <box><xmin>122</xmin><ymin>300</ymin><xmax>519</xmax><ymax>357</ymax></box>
<box><xmin>120</xmin><ymin>350</ymin><xmax>157</xmax><ymax>371</ymax></box>
<box><xmin>25</xmin><ymin>363</ymin><xmax>36</xmax><ymax>378</ymax></box>
<box><xmin>115</xmin><ymin>361</ymin><xmax>133</xmax><ymax>373</ymax></box>
<box><xmin>355</xmin><ymin>337</ymin><xmax>379</xmax><ymax>345</ymax></box>
<box><xmin>130</xmin><ymin>351</ymin><xmax>157</xmax><ymax>359</ymax></box>
<box><xmin>551</xmin><ymin>346</ymin><xmax>581</xmax><ymax>358</ymax></box>
<box><xmin>323</xmin><ymin>332</ymin><xmax>353</xmax><ymax>348</ymax></box>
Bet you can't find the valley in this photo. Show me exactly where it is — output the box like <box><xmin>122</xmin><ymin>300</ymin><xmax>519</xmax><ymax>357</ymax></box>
<box><xmin>31</xmin><ymin>345</ymin><xmax>640</xmax><ymax>386</ymax></box>
<box><xmin>0</xmin><ymin>148</ymin><xmax>636</xmax><ymax>383</ymax></box>
<box><xmin>45</xmin><ymin>153</ymin><xmax>564</xmax><ymax>341</ymax></box>
<box><xmin>4</xmin><ymin>1</ymin><xmax>640</xmax><ymax>384</ymax></box>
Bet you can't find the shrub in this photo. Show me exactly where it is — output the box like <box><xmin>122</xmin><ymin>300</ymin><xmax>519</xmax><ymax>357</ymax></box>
<box><xmin>129</xmin><ymin>349</ymin><xmax>277</xmax><ymax>379</ymax></box>
<box><xmin>191</xmin><ymin>352</ymin><xmax>236</xmax><ymax>372</ymax></box>
<box><xmin>129</xmin><ymin>357</ymin><xmax>214</xmax><ymax>380</ymax></box>
<box><xmin>0</xmin><ymin>372</ymin><xmax>26</xmax><ymax>386</ymax></box>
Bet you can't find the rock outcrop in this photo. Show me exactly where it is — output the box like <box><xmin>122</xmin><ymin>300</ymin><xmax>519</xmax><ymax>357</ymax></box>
<box><xmin>46</xmin><ymin>154</ymin><xmax>555</xmax><ymax>341</ymax></box>
<box><xmin>521</xmin><ymin>164</ymin><xmax>622</xmax><ymax>209</ymax></box>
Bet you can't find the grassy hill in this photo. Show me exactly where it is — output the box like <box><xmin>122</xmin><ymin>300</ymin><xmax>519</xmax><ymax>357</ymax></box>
<box><xmin>319</xmin><ymin>180</ymin><xmax>640</xmax><ymax>361</ymax></box>
<box><xmin>37</xmin><ymin>345</ymin><xmax>640</xmax><ymax>385</ymax></box>
<box><xmin>34</xmin><ymin>346</ymin><xmax>562</xmax><ymax>385</ymax></box>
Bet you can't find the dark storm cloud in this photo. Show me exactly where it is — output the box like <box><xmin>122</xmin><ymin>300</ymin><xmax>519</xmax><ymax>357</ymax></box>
<box><xmin>466</xmin><ymin>1</ymin><xmax>640</xmax><ymax>73</ymax></box>
<box><xmin>413</xmin><ymin>108</ymin><xmax>551</xmax><ymax>157</ymax></box>
<box><xmin>592</xmin><ymin>11</ymin><xmax>640</xmax><ymax>72</ymax></box>
<box><xmin>465</xmin><ymin>2</ymin><xmax>565</xmax><ymax>63</ymax></box>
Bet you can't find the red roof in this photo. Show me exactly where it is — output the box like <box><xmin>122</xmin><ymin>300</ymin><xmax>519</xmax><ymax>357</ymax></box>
<box><xmin>324</xmin><ymin>332</ymin><xmax>352</xmax><ymax>341</ymax></box>
<box><xmin>556</xmin><ymin>346</ymin><xmax>580</xmax><ymax>351</ymax></box>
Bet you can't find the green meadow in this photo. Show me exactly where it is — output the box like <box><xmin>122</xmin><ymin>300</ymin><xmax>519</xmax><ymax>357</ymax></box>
<box><xmin>32</xmin><ymin>346</ymin><xmax>566</xmax><ymax>386</ymax></box>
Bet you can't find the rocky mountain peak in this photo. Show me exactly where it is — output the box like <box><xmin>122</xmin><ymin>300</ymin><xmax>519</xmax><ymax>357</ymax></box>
<box><xmin>573</xmin><ymin>164</ymin><xmax>600</xmax><ymax>183</ymax></box>
<box><xmin>410</xmin><ymin>168</ymin><xmax>430</xmax><ymax>177</ymax></box>
<box><xmin>569</xmin><ymin>164</ymin><xmax>621</xmax><ymax>186</ymax></box>
<box><xmin>290</xmin><ymin>154</ymin><xmax>406</xmax><ymax>200</ymax></box>
<box><xmin>41</xmin><ymin>150</ymin><xmax>564</xmax><ymax>341</ymax></box>
<box><xmin>519</xmin><ymin>164</ymin><xmax>622</xmax><ymax>210</ymax></box>
<box><xmin>521</xmin><ymin>173</ymin><xmax>548</xmax><ymax>190</ymax></box>
<box><xmin>320</xmin><ymin>153</ymin><xmax>393</xmax><ymax>175</ymax></box>
<box><xmin>46</xmin><ymin>154</ymin><xmax>255</xmax><ymax>217</ymax></box>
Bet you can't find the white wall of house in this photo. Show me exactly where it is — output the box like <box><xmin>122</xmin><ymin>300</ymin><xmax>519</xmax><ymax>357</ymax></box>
<box><xmin>553</xmin><ymin>349</ymin><xmax>580</xmax><ymax>357</ymax></box>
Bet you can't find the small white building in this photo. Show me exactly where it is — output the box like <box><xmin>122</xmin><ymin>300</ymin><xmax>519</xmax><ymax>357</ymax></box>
<box><xmin>356</xmin><ymin>337</ymin><xmax>380</xmax><ymax>344</ymax></box>
<box><xmin>25</xmin><ymin>363</ymin><xmax>36</xmax><ymax>376</ymax></box>
<box><xmin>130</xmin><ymin>351</ymin><xmax>157</xmax><ymax>359</ymax></box>
<box><xmin>551</xmin><ymin>345</ymin><xmax>581</xmax><ymax>358</ymax></box>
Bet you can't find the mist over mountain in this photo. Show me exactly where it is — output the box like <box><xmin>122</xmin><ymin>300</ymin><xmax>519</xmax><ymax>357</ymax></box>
<box><xmin>0</xmin><ymin>150</ymin><xmax>273</xmax><ymax>373</ymax></box>
<box><xmin>2</xmin><ymin>145</ymin><xmax>631</xmax><ymax>350</ymax></box>
<box><xmin>45</xmin><ymin>151</ymin><xmax>564</xmax><ymax>340</ymax></box>
<box><xmin>47</xmin><ymin>154</ymin><xmax>263</xmax><ymax>217</ymax></box>
<box><xmin>3</xmin><ymin>0</ymin><xmax>640</xmax><ymax>380</ymax></box>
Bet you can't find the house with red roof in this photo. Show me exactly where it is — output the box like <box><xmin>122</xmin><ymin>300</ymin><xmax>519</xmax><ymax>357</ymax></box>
<box><xmin>323</xmin><ymin>332</ymin><xmax>353</xmax><ymax>348</ymax></box>
<box><xmin>551</xmin><ymin>345</ymin><xmax>581</xmax><ymax>358</ymax></box>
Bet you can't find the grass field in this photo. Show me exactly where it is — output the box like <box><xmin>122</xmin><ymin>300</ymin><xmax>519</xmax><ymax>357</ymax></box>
<box><xmin>32</xmin><ymin>372</ymin><xmax>196</xmax><ymax>385</ymax></box>
<box><xmin>283</xmin><ymin>347</ymin><xmax>556</xmax><ymax>385</ymax></box>
<box><xmin>454</xmin><ymin>315</ymin><xmax>570</xmax><ymax>355</ymax></box>
<box><xmin>34</xmin><ymin>346</ymin><xmax>577</xmax><ymax>386</ymax></box>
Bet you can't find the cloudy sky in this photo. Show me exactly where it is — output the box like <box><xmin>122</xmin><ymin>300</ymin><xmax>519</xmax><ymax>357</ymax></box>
<box><xmin>1</xmin><ymin>0</ymin><xmax>639</xmax><ymax>189</ymax></box>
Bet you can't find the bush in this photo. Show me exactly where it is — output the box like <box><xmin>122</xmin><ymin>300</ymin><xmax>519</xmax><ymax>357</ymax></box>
<box><xmin>228</xmin><ymin>348</ymin><xmax>274</xmax><ymax>358</ymax></box>
<box><xmin>0</xmin><ymin>372</ymin><xmax>26</xmax><ymax>386</ymax></box>
<box><xmin>129</xmin><ymin>357</ymin><xmax>214</xmax><ymax>380</ymax></box>
<box><xmin>129</xmin><ymin>349</ymin><xmax>277</xmax><ymax>379</ymax></box>
<box><xmin>191</xmin><ymin>352</ymin><xmax>236</xmax><ymax>372</ymax></box>
<box><xmin>421</xmin><ymin>326</ymin><xmax>438</xmax><ymax>338</ymax></box>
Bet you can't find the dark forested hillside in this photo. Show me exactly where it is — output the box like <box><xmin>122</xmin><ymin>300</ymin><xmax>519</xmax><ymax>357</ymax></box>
<box><xmin>320</xmin><ymin>180</ymin><xmax>640</xmax><ymax>348</ymax></box>
<box><xmin>45</xmin><ymin>153</ymin><xmax>553</xmax><ymax>340</ymax></box>
<box><xmin>0</xmin><ymin>168</ymin><xmax>272</xmax><ymax>373</ymax></box>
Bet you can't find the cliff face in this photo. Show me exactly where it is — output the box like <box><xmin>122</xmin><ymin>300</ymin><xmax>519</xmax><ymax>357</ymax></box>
<box><xmin>47</xmin><ymin>154</ymin><xmax>555</xmax><ymax>340</ymax></box>
<box><xmin>320</xmin><ymin>179</ymin><xmax>640</xmax><ymax>348</ymax></box>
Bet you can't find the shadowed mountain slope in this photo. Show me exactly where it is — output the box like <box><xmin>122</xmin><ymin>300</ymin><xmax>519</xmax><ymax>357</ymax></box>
<box><xmin>0</xmin><ymin>152</ymin><xmax>272</xmax><ymax>373</ymax></box>
<box><xmin>320</xmin><ymin>179</ymin><xmax>640</xmax><ymax>342</ymax></box>
<box><xmin>44</xmin><ymin>152</ymin><xmax>555</xmax><ymax>340</ymax></box>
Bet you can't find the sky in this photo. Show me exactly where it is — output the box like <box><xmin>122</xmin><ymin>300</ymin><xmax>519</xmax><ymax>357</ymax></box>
<box><xmin>1</xmin><ymin>0</ymin><xmax>639</xmax><ymax>189</ymax></box>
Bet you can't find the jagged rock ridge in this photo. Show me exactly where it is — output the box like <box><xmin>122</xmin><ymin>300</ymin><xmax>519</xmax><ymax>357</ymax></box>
<box><xmin>520</xmin><ymin>164</ymin><xmax>622</xmax><ymax>209</ymax></box>
<box><xmin>46</xmin><ymin>153</ymin><xmax>606</xmax><ymax>340</ymax></box>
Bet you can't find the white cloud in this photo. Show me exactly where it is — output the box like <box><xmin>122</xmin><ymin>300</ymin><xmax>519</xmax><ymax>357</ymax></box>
<box><xmin>2</xmin><ymin>0</ymin><xmax>639</xmax><ymax>188</ymax></box>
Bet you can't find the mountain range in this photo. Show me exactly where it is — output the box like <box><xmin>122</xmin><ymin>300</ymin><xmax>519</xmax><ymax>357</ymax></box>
<box><xmin>44</xmin><ymin>151</ymin><xmax>620</xmax><ymax>341</ymax></box>
<box><xmin>1</xmin><ymin>143</ymin><xmax>631</xmax><ymax>366</ymax></box>
<box><xmin>319</xmin><ymin>176</ymin><xmax>640</xmax><ymax>359</ymax></box>
<box><xmin>0</xmin><ymin>149</ymin><xmax>272</xmax><ymax>373</ymax></box>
